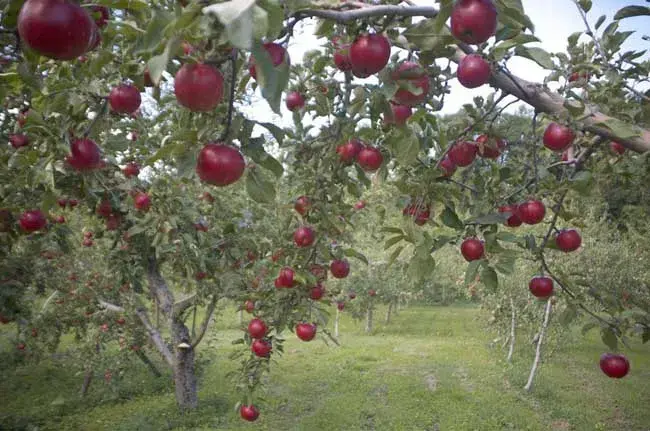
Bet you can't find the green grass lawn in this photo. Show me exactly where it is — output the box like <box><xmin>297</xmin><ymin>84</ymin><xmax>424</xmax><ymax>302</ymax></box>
<box><xmin>1</xmin><ymin>304</ymin><xmax>649</xmax><ymax>430</ymax></box>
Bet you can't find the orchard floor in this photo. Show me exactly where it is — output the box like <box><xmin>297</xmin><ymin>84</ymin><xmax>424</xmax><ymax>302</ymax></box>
<box><xmin>1</xmin><ymin>304</ymin><xmax>649</xmax><ymax>431</ymax></box>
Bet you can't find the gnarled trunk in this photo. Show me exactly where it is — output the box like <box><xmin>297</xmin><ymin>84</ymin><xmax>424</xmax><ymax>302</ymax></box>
<box><xmin>172</xmin><ymin>320</ymin><xmax>197</xmax><ymax>409</ymax></box>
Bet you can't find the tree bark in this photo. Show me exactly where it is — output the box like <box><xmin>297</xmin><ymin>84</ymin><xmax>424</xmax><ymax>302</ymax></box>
<box><xmin>507</xmin><ymin>297</ymin><xmax>516</xmax><ymax>363</ymax></box>
<box><xmin>238</xmin><ymin>309</ymin><xmax>243</xmax><ymax>325</ymax></box>
<box><xmin>334</xmin><ymin>308</ymin><xmax>340</xmax><ymax>338</ymax></box>
<box><xmin>385</xmin><ymin>301</ymin><xmax>393</xmax><ymax>324</ymax></box>
<box><xmin>80</xmin><ymin>368</ymin><xmax>93</xmax><ymax>398</ymax></box>
<box><xmin>172</xmin><ymin>319</ymin><xmax>198</xmax><ymax>410</ymax></box>
<box><xmin>524</xmin><ymin>299</ymin><xmax>553</xmax><ymax>391</ymax></box>
<box><xmin>134</xmin><ymin>349</ymin><xmax>162</xmax><ymax>378</ymax></box>
<box><xmin>365</xmin><ymin>307</ymin><xmax>373</xmax><ymax>334</ymax></box>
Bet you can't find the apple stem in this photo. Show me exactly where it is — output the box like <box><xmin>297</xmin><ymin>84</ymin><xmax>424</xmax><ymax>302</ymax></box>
<box><xmin>524</xmin><ymin>298</ymin><xmax>552</xmax><ymax>391</ymax></box>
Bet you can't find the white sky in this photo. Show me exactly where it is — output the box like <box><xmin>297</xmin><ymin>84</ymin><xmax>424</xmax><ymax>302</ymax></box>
<box><xmin>242</xmin><ymin>0</ymin><xmax>648</xmax><ymax>128</ymax></box>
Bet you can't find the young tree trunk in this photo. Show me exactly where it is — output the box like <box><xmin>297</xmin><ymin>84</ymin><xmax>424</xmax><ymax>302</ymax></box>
<box><xmin>238</xmin><ymin>309</ymin><xmax>243</xmax><ymax>325</ymax></box>
<box><xmin>385</xmin><ymin>301</ymin><xmax>393</xmax><ymax>324</ymax></box>
<box><xmin>393</xmin><ymin>299</ymin><xmax>399</xmax><ymax>316</ymax></box>
<box><xmin>171</xmin><ymin>319</ymin><xmax>198</xmax><ymax>410</ymax></box>
<box><xmin>334</xmin><ymin>308</ymin><xmax>340</xmax><ymax>338</ymax></box>
<box><xmin>80</xmin><ymin>368</ymin><xmax>93</xmax><ymax>398</ymax></box>
<box><xmin>134</xmin><ymin>349</ymin><xmax>162</xmax><ymax>377</ymax></box>
<box><xmin>524</xmin><ymin>299</ymin><xmax>552</xmax><ymax>392</ymax></box>
<box><xmin>365</xmin><ymin>307</ymin><xmax>373</xmax><ymax>333</ymax></box>
<box><xmin>507</xmin><ymin>296</ymin><xmax>516</xmax><ymax>363</ymax></box>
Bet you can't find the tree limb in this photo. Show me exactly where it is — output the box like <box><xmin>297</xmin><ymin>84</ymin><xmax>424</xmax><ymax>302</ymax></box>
<box><xmin>190</xmin><ymin>296</ymin><xmax>218</xmax><ymax>349</ymax></box>
<box><xmin>147</xmin><ymin>255</ymin><xmax>174</xmax><ymax>317</ymax></box>
<box><xmin>173</xmin><ymin>293</ymin><xmax>198</xmax><ymax>317</ymax></box>
<box><xmin>135</xmin><ymin>306</ymin><xmax>174</xmax><ymax>367</ymax></box>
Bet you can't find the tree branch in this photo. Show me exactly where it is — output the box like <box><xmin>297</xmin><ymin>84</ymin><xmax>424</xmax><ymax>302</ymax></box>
<box><xmin>293</xmin><ymin>5</ymin><xmax>439</xmax><ymax>23</ymax></box>
<box><xmin>173</xmin><ymin>293</ymin><xmax>198</xmax><ymax>317</ymax></box>
<box><xmin>135</xmin><ymin>306</ymin><xmax>174</xmax><ymax>367</ymax></box>
<box><xmin>524</xmin><ymin>298</ymin><xmax>552</xmax><ymax>391</ymax></box>
<box><xmin>98</xmin><ymin>299</ymin><xmax>124</xmax><ymax>313</ymax></box>
<box><xmin>190</xmin><ymin>295</ymin><xmax>218</xmax><ymax>349</ymax></box>
<box><xmin>147</xmin><ymin>255</ymin><xmax>174</xmax><ymax>317</ymax></box>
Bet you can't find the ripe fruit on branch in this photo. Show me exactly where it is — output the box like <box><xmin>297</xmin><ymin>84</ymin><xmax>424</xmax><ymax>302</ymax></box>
<box><xmin>337</xmin><ymin>301</ymin><xmax>345</xmax><ymax>311</ymax></box>
<box><xmin>439</xmin><ymin>157</ymin><xmax>457</xmax><ymax>177</ymax></box>
<box><xmin>391</xmin><ymin>62</ymin><xmax>430</xmax><ymax>106</ymax></box>
<box><xmin>18</xmin><ymin>0</ymin><xmax>94</xmax><ymax>60</ymax></box>
<box><xmin>240</xmin><ymin>405</ymin><xmax>260</xmax><ymax>422</ymax></box>
<box><xmin>109</xmin><ymin>84</ymin><xmax>141</xmax><ymax>114</ymax></box>
<box><xmin>348</xmin><ymin>292</ymin><xmax>356</xmax><ymax>300</ymax></box>
<box><xmin>68</xmin><ymin>138</ymin><xmax>101</xmax><ymax>170</ymax></box>
<box><xmin>89</xmin><ymin>5</ymin><xmax>109</xmax><ymax>28</ymax></box>
<box><xmin>356</xmin><ymin>146</ymin><xmax>383</xmax><ymax>172</ymax></box>
<box><xmin>123</xmin><ymin>162</ymin><xmax>140</xmax><ymax>178</ymax></box>
<box><xmin>543</xmin><ymin>123</ymin><xmax>575</xmax><ymax>152</ymax></box>
<box><xmin>174</xmin><ymin>63</ymin><xmax>224</xmax><ymax>112</ymax></box>
<box><xmin>19</xmin><ymin>209</ymin><xmax>47</xmax><ymax>232</ymax></box>
<box><xmin>476</xmin><ymin>135</ymin><xmax>506</xmax><ymax>159</ymax></box>
<box><xmin>448</xmin><ymin>141</ymin><xmax>477</xmax><ymax>167</ymax></box>
<box><xmin>196</xmin><ymin>143</ymin><xmax>245</xmax><ymax>186</ymax></box>
<box><xmin>385</xmin><ymin>103</ymin><xmax>412</xmax><ymax>126</ymax></box>
<box><xmin>349</xmin><ymin>33</ymin><xmax>391</xmax><ymax>77</ymax></box>
<box><xmin>309</xmin><ymin>264</ymin><xmax>328</xmax><ymax>281</ymax></box>
<box><xmin>610</xmin><ymin>142</ymin><xmax>626</xmax><ymax>155</ymax></box>
<box><xmin>354</xmin><ymin>200</ymin><xmax>366</xmax><ymax>210</ymax></box>
<box><xmin>528</xmin><ymin>276</ymin><xmax>553</xmax><ymax>298</ymax></box>
<box><xmin>96</xmin><ymin>199</ymin><xmax>112</xmax><ymax>218</ymax></box>
<box><xmin>498</xmin><ymin>205</ymin><xmax>522</xmax><ymax>227</ymax></box>
<box><xmin>294</xmin><ymin>226</ymin><xmax>316</xmax><ymax>247</ymax></box>
<box><xmin>330</xmin><ymin>259</ymin><xmax>350</xmax><ymax>279</ymax></box>
<box><xmin>461</xmin><ymin>238</ymin><xmax>484</xmax><ymax>262</ymax></box>
<box><xmin>247</xmin><ymin>318</ymin><xmax>267</xmax><ymax>339</ymax></box>
<box><xmin>568</xmin><ymin>71</ymin><xmax>589</xmax><ymax>83</ymax></box>
<box><xmin>134</xmin><ymin>192</ymin><xmax>151</xmax><ymax>211</ymax></box>
<box><xmin>195</xmin><ymin>271</ymin><xmax>207</xmax><ymax>281</ymax></box>
<box><xmin>294</xmin><ymin>196</ymin><xmax>311</xmax><ymax>216</ymax></box>
<box><xmin>105</xmin><ymin>213</ymin><xmax>121</xmax><ymax>231</ymax></box>
<box><xmin>82</xmin><ymin>238</ymin><xmax>94</xmax><ymax>247</ymax></box>
<box><xmin>244</xmin><ymin>300</ymin><xmax>255</xmax><ymax>313</ymax></box>
<box><xmin>310</xmin><ymin>284</ymin><xmax>325</xmax><ymax>300</ymax></box>
<box><xmin>336</xmin><ymin>139</ymin><xmax>364</xmax><ymax>163</ymax></box>
<box><xmin>599</xmin><ymin>353</ymin><xmax>630</xmax><ymax>378</ymax></box>
<box><xmin>457</xmin><ymin>54</ymin><xmax>491</xmax><ymax>88</ymax></box>
<box><xmin>251</xmin><ymin>339</ymin><xmax>272</xmax><ymax>357</ymax></box>
<box><xmin>403</xmin><ymin>203</ymin><xmax>430</xmax><ymax>226</ymax></box>
<box><xmin>276</xmin><ymin>267</ymin><xmax>295</xmax><ymax>288</ymax></box>
<box><xmin>517</xmin><ymin>199</ymin><xmax>546</xmax><ymax>225</ymax></box>
<box><xmin>286</xmin><ymin>91</ymin><xmax>305</xmax><ymax>111</ymax></box>
<box><xmin>555</xmin><ymin>229</ymin><xmax>581</xmax><ymax>252</ymax></box>
<box><xmin>9</xmin><ymin>134</ymin><xmax>29</xmax><ymax>149</ymax></box>
<box><xmin>334</xmin><ymin>45</ymin><xmax>352</xmax><ymax>71</ymax></box>
<box><xmin>295</xmin><ymin>323</ymin><xmax>317</xmax><ymax>341</ymax></box>
<box><xmin>249</xmin><ymin>43</ymin><xmax>288</xmax><ymax>80</ymax></box>
<box><xmin>368</xmin><ymin>289</ymin><xmax>377</xmax><ymax>297</ymax></box>
<box><xmin>450</xmin><ymin>0</ymin><xmax>498</xmax><ymax>45</ymax></box>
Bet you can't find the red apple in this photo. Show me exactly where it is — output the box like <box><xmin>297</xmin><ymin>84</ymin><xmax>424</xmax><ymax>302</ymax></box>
<box><xmin>57</xmin><ymin>198</ymin><xmax>68</xmax><ymax>208</ymax></box>
<box><xmin>336</xmin><ymin>139</ymin><xmax>364</xmax><ymax>163</ymax></box>
<box><xmin>385</xmin><ymin>103</ymin><xmax>412</xmax><ymax>126</ymax></box>
<box><xmin>196</xmin><ymin>143</ymin><xmax>245</xmax><ymax>186</ymax></box>
<box><xmin>240</xmin><ymin>404</ymin><xmax>260</xmax><ymax>422</ymax></box>
<box><xmin>368</xmin><ymin>289</ymin><xmax>377</xmax><ymax>297</ymax></box>
<box><xmin>349</xmin><ymin>33</ymin><xmax>391</xmax><ymax>77</ymax></box>
<box><xmin>498</xmin><ymin>205</ymin><xmax>522</xmax><ymax>227</ymax></box>
<box><xmin>610</xmin><ymin>142</ymin><xmax>626</xmax><ymax>155</ymax></box>
<box><xmin>109</xmin><ymin>84</ymin><xmax>141</xmax><ymax>114</ymax></box>
<box><xmin>143</xmin><ymin>68</ymin><xmax>154</xmax><ymax>87</ymax></box>
<box><xmin>195</xmin><ymin>271</ymin><xmax>207</xmax><ymax>281</ymax></box>
<box><xmin>249</xmin><ymin>43</ymin><xmax>288</xmax><ymax>80</ymax></box>
<box><xmin>9</xmin><ymin>134</ymin><xmax>29</xmax><ymax>149</ymax></box>
<box><xmin>55</xmin><ymin>215</ymin><xmax>65</xmax><ymax>224</ymax></box>
<box><xmin>295</xmin><ymin>322</ymin><xmax>317</xmax><ymax>341</ymax></box>
<box><xmin>68</xmin><ymin>138</ymin><xmax>101</xmax><ymax>170</ymax></box>
<box><xmin>599</xmin><ymin>353</ymin><xmax>630</xmax><ymax>378</ymax></box>
<box><xmin>356</xmin><ymin>146</ymin><xmax>383</xmax><ymax>172</ymax></box>
<box><xmin>123</xmin><ymin>162</ymin><xmax>140</xmax><ymax>178</ymax></box>
<box><xmin>529</xmin><ymin>276</ymin><xmax>553</xmax><ymax>298</ymax></box>
<box><xmin>294</xmin><ymin>226</ymin><xmax>315</xmax><ymax>247</ymax></box>
<box><xmin>174</xmin><ymin>63</ymin><xmax>224</xmax><ymax>112</ymax></box>
<box><xmin>116</xmin><ymin>317</ymin><xmax>126</xmax><ymax>325</ymax></box>
<box><xmin>18</xmin><ymin>0</ymin><xmax>94</xmax><ymax>60</ymax></box>
<box><xmin>337</xmin><ymin>301</ymin><xmax>345</xmax><ymax>311</ymax></box>
<box><xmin>89</xmin><ymin>5</ymin><xmax>109</xmax><ymax>28</ymax></box>
<box><xmin>457</xmin><ymin>54</ymin><xmax>491</xmax><ymax>88</ymax></box>
<box><xmin>134</xmin><ymin>192</ymin><xmax>151</xmax><ymax>211</ymax></box>
<box><xmin>276</xmin><ymin>267</ymin><xmax>295</xmax><ymax>288</ymax></box>
<box><xmin>82</xmin><ymin>238</ymin><xmax>93</xmax><ymax>247</ymax></box>
<box><xmin>309</xmin><ymin>264</ymin><xmax>328</xmax><ymax>281</ymax></box>
<box><xmin>391</xmin><ymin>62</ymin><xmax>430</xmax><ymax>106</ymax></box>
<box><xmin>17</xmin><ymin>343</ymin><xmax>26</xmax><ymax>351</ymax></box>
<box><xmin>330</xmin><ymin>259</ymin><xmax>350</xmax><ymax>279</ymax></box>
<box><xmin>334</xmin><ymin>45</ymin><xmax>352</xmax><ymax>71</ymax></box>
<box><xmin>69</xmin><ymin>199</ymin><xmax>79</xmax><ymax>207</ymax></box>
<box><xmin>517</xmin><ymin>199</ymin><xmax>546</xmax><ymax>225</ymax></box>
<box><xmin>348</xmin><ymin>292</ymin><xmax>356</xmax><ymax>300</ymax></box>
<box><xmin>286</xmin><ymin>91</ymin><xmax>305</xmax><ymax>111</ymax></box>
<box><xmin>460</xmin><ymin>238</ymin><xmax>484</xmax><ymax>262</ymax></box>
<box><xmin>247</xmin><ymin>318</ymin><xmax>267</xmax><ymax>339</ymax></box>
<box><xmin>543</xmin><ymin>123</ymin><xmax>575</xmax><ymax>152</ymax></box>
<box><xmin>84</xmin><ymin>231</ymin><xmax>93</xmax><ymax>239</ymax></box>
<box><xmin>448</xmin><ymin>141</ymin><xmax>477</xmax><ymax>167</ymax></box>
<box><xmin>403</xmin><ymin>203</ymin><xmax>430</xmax><ymax>226</ymax></box>
<box><xmin>354</xmin><ymin>200</ymin><xmax>366</xmax><ymax>210</ymax></box>
<box><xmin>450</xmin><ymin>0</ymin><xmax>498</xmax><ymax>45</ymax></box>
<box><xmin>96</xmin><ymin>199</ymin><xmax>112</xmax><ymax>218</ymax></box>
<box><xmin>244</xmin><ymin>300</ymin><xmax>255</xmax><ymax>313</ymax></box>
<box><xmin>251</xmin><ymin>339</ymin><xmax>272</xmax><ymax>357</ymax></box>
<box><xmin>310</xmin><ymin>284</ymin><xmax>325</xmax><ymax>300</ymax></box>
<box><xmin>105</xmin><ymin>213</ymin><xmax>121</xmax><ymax>231</ymax></box>
<box><xmin>476</xmin><ymin>135</ymin><xmax>506</xmax><ymax>159</ymax></box>
<box><xmin>19</xmin><ymin>209</ymin><xmax>47</xmax><ymax>232</ymax></box>
<box><xmin>555</xmin><ymin>229</ymin><xmax>581</xmax><ymax>252</ymax></box>
<box><xmin>439</xmin><ymin>156</ymin><xmax>457</xmax><ymax>177</ymax></box>
<box><xmin>294</xmin><ymin>195</ymin><xmax>311</xmax><ymax>216</ymax></box>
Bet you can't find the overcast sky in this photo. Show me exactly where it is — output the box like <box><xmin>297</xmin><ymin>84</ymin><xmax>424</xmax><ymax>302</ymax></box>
<box><xmin>241</xmin><ymin>0</ymin><xmax>648</xmax><ymax>128</ymax></box>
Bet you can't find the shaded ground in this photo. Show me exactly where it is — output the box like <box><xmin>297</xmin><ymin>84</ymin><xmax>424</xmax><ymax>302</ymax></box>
<box><xmin>1</xmin><ymin>305</ymin><xmax>649</xmax><ymax>430</ymax></box>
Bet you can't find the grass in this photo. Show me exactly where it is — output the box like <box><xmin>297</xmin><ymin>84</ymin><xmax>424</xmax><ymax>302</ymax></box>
<box><xmin>1</xmin><ymin>304</ymin><xmax>649</xmax><ymax>430</ymax></box>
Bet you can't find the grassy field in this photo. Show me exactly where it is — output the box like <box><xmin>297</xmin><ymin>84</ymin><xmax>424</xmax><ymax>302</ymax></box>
<box><xmin>1</xmin><ymin>304</ymin><xmax>649</xmax><ymax>431</ymax></box>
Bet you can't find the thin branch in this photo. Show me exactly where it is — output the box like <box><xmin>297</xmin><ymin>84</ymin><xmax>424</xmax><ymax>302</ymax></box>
<box><xmin>190</xmin><ymin>296</ymin><xmax>218</xmax><ymax>349</ymax></box>
<box><xmin>135</xmin><ymin>306</ymin><xmax>174</xmax><ymax>367</ymax></box>
<box><xmin>524</xmin><ymin>298</ymin><xmax>552</xmax><ymax>391</ymax></box>
<box><xmin>219</xmin><ymin>50</ymin><xmax>238</xmax><ymax>142</ymax></box>
<box><xmin>173</xmin><ymin>293</ymin><xmax>198</xmax><ymax>316</ymax></box>
<box><xmin>83</xmin><ymin>98</ymin><xmax>108</xmax><ymax>138</ymax></box>
<box><xmin>446</xmin><ymin>177</ymin><xmax>478</xmax><ymax>193</ymax></box>
<box><xmin>98</xmin><ymin>299</ymin><xmax>125</xmax><ymax>313</ymax></box>
<box><xmin>292</xmin><ymin>5</ymin><xmax>439</xmax><ymax>23</ymax></box>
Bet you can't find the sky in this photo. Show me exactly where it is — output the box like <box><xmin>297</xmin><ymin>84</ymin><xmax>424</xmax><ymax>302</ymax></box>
<box><xmin>241</xmin><ymin>0</ymin><xmax>649</xmax><ymax>129</ymax></box>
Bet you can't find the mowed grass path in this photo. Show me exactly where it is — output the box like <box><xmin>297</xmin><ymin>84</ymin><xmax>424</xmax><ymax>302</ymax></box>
<box><xmin>1</xmin><ymin>305</ymin><xmax>649</xmax><ymax>430</ymax></box>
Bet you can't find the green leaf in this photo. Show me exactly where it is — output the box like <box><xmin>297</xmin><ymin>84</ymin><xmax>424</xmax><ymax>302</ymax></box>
<box><xmin>380</xmin><ymin>227</ymin><xmax>405</xmax><ymax>235</ymax></box>
<box><xmin>343</xmin><ymin>248</ymin><xmax>369</xmax><ymax>265</ymax></box>
<box><xmin>257</xmin><ymin>0</ymin><xmax>284</xmax><ymax>40</ymax></box>
<box><xmin>95</xmin><ymin>0</ymin><xmax>149</xmax><ymax>10</ymax></box>
<box><xmin>464</xmin><ymin>260</ymin><xmax>482</xmax><ymax>286</ymax></box>
<box><xmin>403</xmin><ymin>17</ymin><xmax>455</xmax><ymax>52</ymax></box>
<box><xmin>386</xmin><ymin>127</ymin><xmax>420</xmax><ymax>166</ymax></box>
<box><xmin>578</xmin><ymin>0</ymin><xmax>592</xmax><ymax>13</ymax></box>
<box><xmin>147</xmin><ymin>37</ymin><xmax>179</xmax><ymax>85</ymax></box>
<box><xmin>245</xmin><ymin>168</ymin><xmax>276</xmax><ymax>203</ymax></box>
<box><xmin>202</xmin><ymin>0</ymin><xmax>256</xmax><ymax>49</ymax></box>
<box><xmin>559</xmin><ymin>305</ymin><xmax>578</xmax><ymax>326</ymax></box>
<box><xmin>593</xmin><ymin>118</ymin><xmax>642</xmax><ymax>140</ymax></box>
<box><xmin>255</xmin><ymin>122</ymin><xmax>285</xmax><ymax>145</ymax></box>
<box><xmin>408</xmin><ymin>244</ymin><xmax>435</xmax><ymax>281</ymax></box>
<box><xmin>387</xmin><ymin>245</ymin><xmax>404</xmax><ymax>267</ymax></box>
<box><xmin>480</xmin><ymin>266</ymin><xmax>498</xmax><ymax>291</ymax></box>
<box><xmin>601</xmin><ymin>327</ymin><xmax>618</xmax><ymax>350</ymax></box>
<box><xmin>384</xmin><ymin>235</ymin><xmax>404</xmax><ymax>250</ymax></box>
<box><xmin>614</xmin><ymin>6</ymin><xmax>650</xmax><ymax>20</ymax></box>
<box><xmin>440</xmin><ymin>207</ymin><xmax>464</xmax><ymax>230</ymax></box>
<box><xmin>250</xmin><ymin>41</ymin><xmax>290</xmax><ymax>114</ymax></box>
<box><xmin>493</xmin><ymin>34</ymin><xmax>540</xmax><ymax>55</ymax></box>
<box><xmin>514</xmin><ymin>46</ymin><xmax>554</xmax><ymax>69</ymax></box>
<box><xmin>466</xmin><ymin>212</ymin><xmax>509</xmax><ymax>225</ymax></box>
<box><xmin>570</xmin><ymin>170</ymin><xmax>593</xmax><ymax>193</ymax></box>
<box><xmin>581</xmin><ymin>321</ymin><xmax>598</xmax><ymax>335</ymax></box>
<box><xmin>594</xmin><ymin>15</ymin><xmax>606</xmax><ymax>30</ymax></box>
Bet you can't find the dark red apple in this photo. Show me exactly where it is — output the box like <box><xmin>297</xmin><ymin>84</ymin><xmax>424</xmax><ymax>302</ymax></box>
<box><xmin>439</xmin><ymin>156</ymin><xmax>457</xmax><ymax>177</ymax></box>
<box><xmin>286</xmin><ymin>91</ymin><xmax>305</xmax><ymax>111</ymax></box>
<box><xmin>18</xmin><ymin>0</ymin><xmax>94</xmax><ymax>60</ymax></box>
<box><xmin>55</xmin><ymin>215</ymin><xmax>65</xmax><ymax>224</ymax></box>
<box><xmin>385</xmin><ymin>103</ymin><xmax>412</xmax><ymax>126</ymax></box>
<box><xmin>68</xmin><ymin>138</ymin><xmax>101</xmax><ymax>170</ymax></box>
<box><xmin>123</xmin><ymin>162</ymin><xmax>140</xmax><ymax>178</ymax></box>
<box><xmin>82</xmin><ymin>238</ymin><xmax>93</xmax><ymax>247</ymax></box>
<box><xmin>448</xmin><ymin>141</ymin><xmax>477</xmax><ymax>167</ymax></box>
<box><xmin>84</xmin><ymin>231</ymin><xmax>93</xmax><ymax>239</ymax></box>
<box><xmin>249</xmin><ymin>43</ymin><xmax>288</xmax><ymax>80</ymax></box>
<box><xmin>403</xmin><ymin>203</ymin><xmax>430</xmax><ymax>226</ymax></box>
<box><xmin>10</xmin><ymin>134</ymin><xmax>29</xmax><ymax>149</ymax></box>
<box><xmin>450</xmin><ymin>0</ymin><xmax>498</xmax><ymax>45</ymax></box>
<box><xmin>391</xmin><ymin>61</ymin><xmax>430</xmax><ymax>106</ymax></box>
<box><xmin>368</xmin><ymin>289</ymin><xmax>377</xmax><ymax>297</ymax></box>
<box><xmin>348</xmin><ymin>292</ymin><xmax>356</xmax><ymax>300</ymax></box>
<box><xmin>529</xmin><ymin>276</ymin><xmax>553</xmax><ymax>298</ymax></box>
<box><xmin>247</xmin><ymin>318</ymin><xmax>267</xmax><ymax>339</ymax></box>
<box><xmin>96</xmin><ymin>199</ymin><xmax>112</xmax><ymax>218</ymax></box>
<box><xmin>349</xmin><ymin>33</ymin><xmax>391</xmax><ymax>77</ymax></box>
<box><xmin>354</xmin><ymin>200</ymin><xmax>366</xmax><ymax>210</ymax></box>
<box><xmin>610</xmin><ymin>142</ymin><xmax>626</xmax><ymax>155</ymax></box>
<box><xmin>476</xmin><ymin>135</ymin><xmax>506</xmax><ymax>159</ymax></box>
<box><xmin>195</xmin><ymin>271</ymin><xmax>207</xmax><ymax>281</ymax></box>
<box><xmin>457</xmin><ymin>54</ymin><xmax>491</xmax><ymax>88</ymax></box>
<box><xmin>105</xmin><ymin>213</ymin><xmax>121</xmax><ymax>231</ymax></box>
<box><xmin>134</xmin><ymin>192</ymin><xmax>150</xmax><ymax>211</ymax></box>
<box><xmin>196</xmin><ymin>143</ymin><xmax>245</xmax><ymax>186</ymax></box>
<box><xmin>498</xmin><ymin>205</ymin><xmax>522</xmax><ymax>227</ymax></box>
<box><xmin>109</xmin><ymin>84</ymin><xmax>141</xmax><ymax>114</ymax></box>
<box><xmin>57</xmin><ymin>198</ymin><xmax>68</xmax><ymax>208</ymax></box>
<box><xmin>309</xmin><ymin>264</ymin><xmax>327</xmax><ymax>281</ymax></box>
<box><xmin>251</xmin><ymin>339</ymin><xmax>272</xmax><ymax>357</ymax></box>
<box><xmin>174</xmin><ymin>63</ymin><xmax>224</xmax><ymax>112</ymax></box>
<box><xmin>517</xmin><ymin>200</ymin><xmax>546</xmax><ymax>225</ymax></box>
<box><xmin>543</xmin><ymin>123</ymin><xmax>575</xmax><ymax>152</ymax></box>
<box><xmin>334</xmin><ymin>45</ymin><xmax>352</xmax><ymax>71</ymax></box>
<box><xmin>337</xmin><ymin>301</ymin><xmax>345</xmax><ymax>311</ymax></box>
<box><xmin>19</xmin><ymin>209</ymin><xmax>47</xmax><ymax>232</ymax></box>
<box><xmin>336</xmin><ymin>139</ymin><xmax>364</xmax><ymax>163</ymax></box>
<box><xmin>116</xmin><ymin>317</ymin><xmax>126</xmax><ymax>325</ymax></box>
<box><xmin>310</xmin><ymin>284</ymin><xmax>325</xmax><ymax>300</ymax></box>
<box><xmin>461</xmin><ymin>238</ymin><xmax>484</xmax><ymax>262</ymax></box>
<box><xmin>295</xmin><ymin>322</ymin><xmax>317</xmax><ymax>341</ymax></box>
<box><xmin>356</xmin><ymin>146</ymin><xmax>383</xmax><ymax>172</ymax></box>
<box><xmin>294</xmin><ymin>195</ymin><xmax>311</xmax><ymax>216</ymax></box>
<box><xmin>330</xmin><ymin>259</ymin><xmax>350</xmax><ymax>279</ymax></box>
<box><xmin>69</xmin><ymin>199</ymin><xmax>78</xmax><ymax>207</ymax></box>
<box><xmin>599</xmin><ymin>353</ymin><xmax>630</xmax><ymax>378</ymax></box>
<box><xmin>294</xmin><ymin>226</ymin><xmax>315</xmax><ymax>247</ymax></box>
<box><xmin>17</xmin><ymin>343</ymin><xmax>26</xmax><ymax>351</ymax></box>
<box><xmin>276</xmin><ymin>267</ymin><xmax>295</xmax><ymax>288</ymax></box>
<box><xmin>555</xmin><ymin>229</ymin><xmax>581</xmax><ymax>252</ymax></box>
<box><xmin>240</xmin><ymin>404</ymin><xmax>260</xmax><ymax>422</ymax></box>
<box><xmin>89</xmin><ymin>5</ymin><xmax>109</xmax><ymax>27</ymax></box>
<box><xmin>244</xmin><ymin>300</ymin><xmax>255</xmax><ymax>313</ymax></box>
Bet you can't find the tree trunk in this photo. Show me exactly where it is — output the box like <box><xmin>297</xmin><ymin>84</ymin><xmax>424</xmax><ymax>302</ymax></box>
<box><xmin>365</xmin><ymin>307</ymin><xmax>373</xmax><ymax>334</ymax></box>
<box><xmin>134</xmin><ymin>349</ymin><xmax>162</xmax><ymax>377</ymax></box>
<box><xmin>172</xmin><ymin>319</ymin><xmax>198</xmax><ymax>409</ymax></box>
<box><xmin>507</xmin><ymin>296</ymin><xmax>516</xmax><ymax>363</ymax></box>
<box><xmin>524</xmin><ymin>299</ymin><xmax>552</xmax><ymax>392</ymax></box>
<box><xmin>334</xmin><ymin>308</ymin><xmax>340</xmax><ymax>338</ymax></box>
<box><xmin>238</xmin><ymin>309</ymin><xmax>243</xmax><ymax>325</ymax></box>
<box><xmin>80</xmin><ymin>368</ymin><xmax>93</xmax><ymax>398</ymax></box>
<box><xmin>385</xmin><ymin>301</ymin><xmax>393</xmax><ymax>324</ymax></box>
